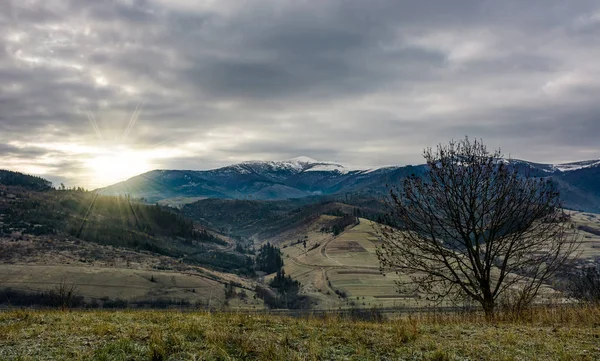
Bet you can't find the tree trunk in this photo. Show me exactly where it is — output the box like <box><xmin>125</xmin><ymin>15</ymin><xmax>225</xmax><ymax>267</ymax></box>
<box><xmin>482</xmin><ymin>296</ymin><xmax>495</xmax><ymax>319</ymax></box>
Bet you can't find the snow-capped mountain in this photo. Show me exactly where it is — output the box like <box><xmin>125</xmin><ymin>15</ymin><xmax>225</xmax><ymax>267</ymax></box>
<box><xmin>97</xmin><ymin>156</ymin><xmax>408</xmax><ymax>201</ymax></box>
<box><xmin>492</xmin><ymin>158</ymin><xmax>600</xmax><ymax>175</ymax></box>
<box><xmin>551</xmin><ymin>160</ymin><xmax>600</xmax><ymax>172</ymax></box>
<box><xmin>97</xmin><ymin>157</ymin><xmax>600</xmax><ymax>212</ymax></box>
<box><xmin>223</xmin><ymin>156</ymin><xmax>382</xmax><ymax>176</ymax></box>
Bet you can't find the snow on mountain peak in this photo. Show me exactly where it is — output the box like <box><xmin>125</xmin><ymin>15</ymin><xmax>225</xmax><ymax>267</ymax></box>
<box><xmin>552</xmin><ymin>159</ymin><xmax>600</xmax><ymax>172</ymax></box>
<box><xmin>230</xmin><ymin>156</ymin><xmax>370</xmax><ymax>174</ymax></box>
<box><xmin>286</xmin><ymin>156</ymin><xmax>319</xmax><ymax>163</ymax></box>
<box><xmin>305</xmin><ymin>163</ymin><xmax>351</xmax><ymax>174</ymax></box>
<box><xmin>287</xmin><ymin>157</ymin><xmax>359</xmax><ymax>173</ymax></box>
<box><xmin>217</xmin><ymin>156</ymin><xmax>407</xmax><ymax>176</ymax></box>
<box><xmin>234</xmin><ymin>157</ymin><xmax>320</xmax><ymax>173</ymax></box>
<box><xmin>280</xmin><ymin>157</ymin><xmax>393</xmax><ymax>175</ymax></box>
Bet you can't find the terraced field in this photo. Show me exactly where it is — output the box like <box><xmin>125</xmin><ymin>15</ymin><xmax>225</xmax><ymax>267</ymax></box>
<box><xmin>279</xmin><ymin>219</ymin><xmax>419</xmax><ymax>309</ymax></box>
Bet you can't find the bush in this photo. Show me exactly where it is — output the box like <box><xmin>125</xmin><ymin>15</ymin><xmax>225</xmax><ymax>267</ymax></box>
<box><xmin>568</xmin><ymin>266</ymin><xmax>600</xmax><ymax>303</ymax></box>
<box><xmin>344</xmin><ymin>306</ymin><xmax>386</xmax><ymax>322</ymax></box>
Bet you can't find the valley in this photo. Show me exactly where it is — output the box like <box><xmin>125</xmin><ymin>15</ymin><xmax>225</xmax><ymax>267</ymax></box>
<box><xmin>1</xmin><ymin>160</ymin><xmax>600</xmax><ymax>312</ymax></box>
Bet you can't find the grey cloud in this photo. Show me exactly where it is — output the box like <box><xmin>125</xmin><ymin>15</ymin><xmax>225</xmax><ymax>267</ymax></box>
<box><xmin>0</xmin><ymin>144</ymin><xmax>50</xmax><ymax>158</ymax></box>
<box><xmin>1</xmin><ymin>0</ymin><xmax>599</xmax><ymax>186</ymax></box>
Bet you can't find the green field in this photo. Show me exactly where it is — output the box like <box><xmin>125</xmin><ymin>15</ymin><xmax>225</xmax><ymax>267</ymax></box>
<box><xmin>0</xmin><ymin>307</ymin><xmax>599</xmax><ymax>360</ymax></box>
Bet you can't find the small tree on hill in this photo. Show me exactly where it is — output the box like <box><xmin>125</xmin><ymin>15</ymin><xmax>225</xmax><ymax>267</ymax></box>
<box><xmin>269</xmin><ymin>268</ymin><xmax>302</xmax><ymax>309</ymax></box>
<box><xmin>255</xmin><ymin>242</ymin><xmax>284</xmax><ymax>274</ymax></box>
<box><xmin>376</xmin><ymin>137</ymin><xmax>580</xmax><ymax>317</ymax></box>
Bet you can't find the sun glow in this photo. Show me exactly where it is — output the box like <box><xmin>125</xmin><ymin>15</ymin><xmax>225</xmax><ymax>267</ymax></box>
<box><xmin>85</xmin><ymin>148</ymin><xmax>152</xmax><ymax>186</ymax></box>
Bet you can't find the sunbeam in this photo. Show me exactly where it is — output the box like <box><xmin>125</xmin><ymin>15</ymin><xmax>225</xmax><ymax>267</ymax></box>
<box><xmin>82</xmin><ymin>104</ymin><xmax>158</xmax><ymax>187</ymax></box>
<box><xmin>85</xmin><ymin>147</ymin><xmax>152</xmax><ymax>186</ymax></box>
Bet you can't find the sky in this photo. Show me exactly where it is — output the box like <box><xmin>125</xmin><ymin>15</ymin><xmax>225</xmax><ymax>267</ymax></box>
<box><xmin>1</xmin><ymin>0</ymin><xmax>600</xmax><ymax>188</ymax></box>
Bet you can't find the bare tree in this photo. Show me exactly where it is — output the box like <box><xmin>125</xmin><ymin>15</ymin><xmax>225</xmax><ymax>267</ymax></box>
<box><xmin>376</xmin><ymin>137</ymin><xmax>580</xmax><ymax>317</ymax></box>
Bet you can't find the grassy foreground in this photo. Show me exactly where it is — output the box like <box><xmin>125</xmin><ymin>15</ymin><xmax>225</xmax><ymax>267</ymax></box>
<box><xmin>0</xmin><ymin>308</ymin><xmax>599</xmax><ymax>360</ymax></box>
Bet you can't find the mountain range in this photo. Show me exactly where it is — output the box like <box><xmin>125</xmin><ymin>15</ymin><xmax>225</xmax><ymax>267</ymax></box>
<box><xmin>98</xmin><ymin>156</ymin><xmax>600</xmax><ymax>213</ymax></box>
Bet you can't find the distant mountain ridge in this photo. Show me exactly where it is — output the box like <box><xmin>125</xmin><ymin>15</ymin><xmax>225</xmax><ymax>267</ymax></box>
<box><xmin>97</xmin><ymin>157</ymin><xmax>414</xmax><ymax>201</ymax></box>
<box><xmin>508</xmin><ymin>159</ymin><xmax>600</xmax><ymax>173</ymax></box>
<box><xmin>97</xmin><ymin>156</ymin><xmax>600</xmax><ymax>213</ymax></box>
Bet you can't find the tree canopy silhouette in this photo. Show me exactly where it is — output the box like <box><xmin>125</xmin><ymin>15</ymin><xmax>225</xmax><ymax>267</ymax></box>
<box><xmin>376</xmin><ymin>137</ymin><xmax>580</xmax><ymax>316</ymax></box>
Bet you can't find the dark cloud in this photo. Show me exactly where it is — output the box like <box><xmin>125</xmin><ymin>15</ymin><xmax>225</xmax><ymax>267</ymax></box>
<box><xmin>0</xmin><ymin>0</ymin><xmax>599</xmax><ymax>187</ymax></box>
<box><xmin>0</xmin><ymin>144</ymin><xmax>49</xmax><ymax>158</ymax></box>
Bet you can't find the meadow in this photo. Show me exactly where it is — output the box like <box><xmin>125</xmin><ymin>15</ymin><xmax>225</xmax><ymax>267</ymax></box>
<box><xmin>0</xmin><ymin>306</ymin><xmax>599</xmax><ymax>360</ymax></box>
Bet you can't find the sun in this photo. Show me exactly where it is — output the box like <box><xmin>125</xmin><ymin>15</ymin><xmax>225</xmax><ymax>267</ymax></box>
<box><xmin>85</xmin><ymin>148</ymin><xmax>152</xmax><ymax>186</ymax></box>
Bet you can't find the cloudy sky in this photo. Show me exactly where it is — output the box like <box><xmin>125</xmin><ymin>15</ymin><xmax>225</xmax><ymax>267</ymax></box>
<box><xmin>1</xmin><ymin>0</ymin><xmax>599</xmax><ymax>188</ymax></box>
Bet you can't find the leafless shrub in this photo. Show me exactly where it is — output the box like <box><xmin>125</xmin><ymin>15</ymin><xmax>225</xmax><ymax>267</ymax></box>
<box><xmin>53</xmin><ymin>278</ymin><xmax>81</xmax><ymax>310</ymax></box>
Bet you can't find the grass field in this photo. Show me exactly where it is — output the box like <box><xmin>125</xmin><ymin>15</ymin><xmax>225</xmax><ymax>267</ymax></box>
<box><xmin>0</xmin><ymin>236</ymin><xmax>265</xmax><ymax>309</ymax></box>
<box><xmin>0</xmin><ymin>264</ymin><xmax>232</xmax><ymax>306</ymax></box>
<box><xmin>0</xmin><ymin>307</ymin><xmax>599</xmax><ymax>360</ymax></box>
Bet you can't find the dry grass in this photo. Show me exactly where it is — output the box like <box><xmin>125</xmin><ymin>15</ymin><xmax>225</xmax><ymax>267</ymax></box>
<box><xmin>0</xmin><ymin>306</ymin><xmax>599</xmax><ymax>360</ymax></box>
<box><xmin>281</xmin><ymin>219</ymin><xmax>420</xmax><ymax>309</ymax></box>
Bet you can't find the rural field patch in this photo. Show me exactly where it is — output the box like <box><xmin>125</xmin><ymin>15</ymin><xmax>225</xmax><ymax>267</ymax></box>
<box><xmin>327</xmin><ymin>241</ymin><xmax>368</xmax><ymax>253</ymax></box>
<box><xmin>0</xmin><ymin>264</ymin><xmax>223</xmax><ymax>303</ymax></box>
<box><xmin>336</xmin><ymin>270</ymin><xmax>382</xmax><ymax>275</ymax></box>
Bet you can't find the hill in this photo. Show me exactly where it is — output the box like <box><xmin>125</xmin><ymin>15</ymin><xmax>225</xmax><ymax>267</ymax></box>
<box><xmin>0</xmin><ymin>169</ymin><xmax>52</xmax><ymax>190</ymax></box>
<box><xmin>181</xmin><ymin>196</ymin><xmax>385</xmax><ymax>241</ymax></box>
<box><xmin>0</xmin><ymin>237</ymin><xmax>260</xmax><ymax>309</ymax></box>
<box><xmin>0</xmin><ymin>172</ymin><xmax>262</xmax><ymax>308</ymax></box>
<box><xmin>276</xmin><ymin>214</ymin><xmax>600</xmax><ymax>310</ymax></box>
<box><xmin>0</xmin><ymin>185</ymin><xmax>256</xmax><ymax>274</ymax></box>
<box><xmin>97</xmin><ymin>157</ymin><xmax>600</xmax><ymax>213</ymax></box>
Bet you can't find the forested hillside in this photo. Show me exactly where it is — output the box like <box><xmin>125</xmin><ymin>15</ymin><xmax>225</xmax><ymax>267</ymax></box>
<box><xmin>0</xmin><ymin>169</ymin><xmax>52</xmax><ymax>190</ymax></box>
<box><xmin>0</xmin><ymin>172</ymin><xmax>253</xmax><ymax>275</ymax></box>
<box><xmin>182</xmin><ymin>196</ymin><xmax>384</xmax><ymax>240</ymax></box>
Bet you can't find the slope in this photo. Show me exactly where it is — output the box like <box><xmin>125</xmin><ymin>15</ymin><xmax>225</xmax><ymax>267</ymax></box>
<box><xmin>275</xmin><ymin>212</ymin><xmax>600</xmax><ymax>310</ymax></box>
